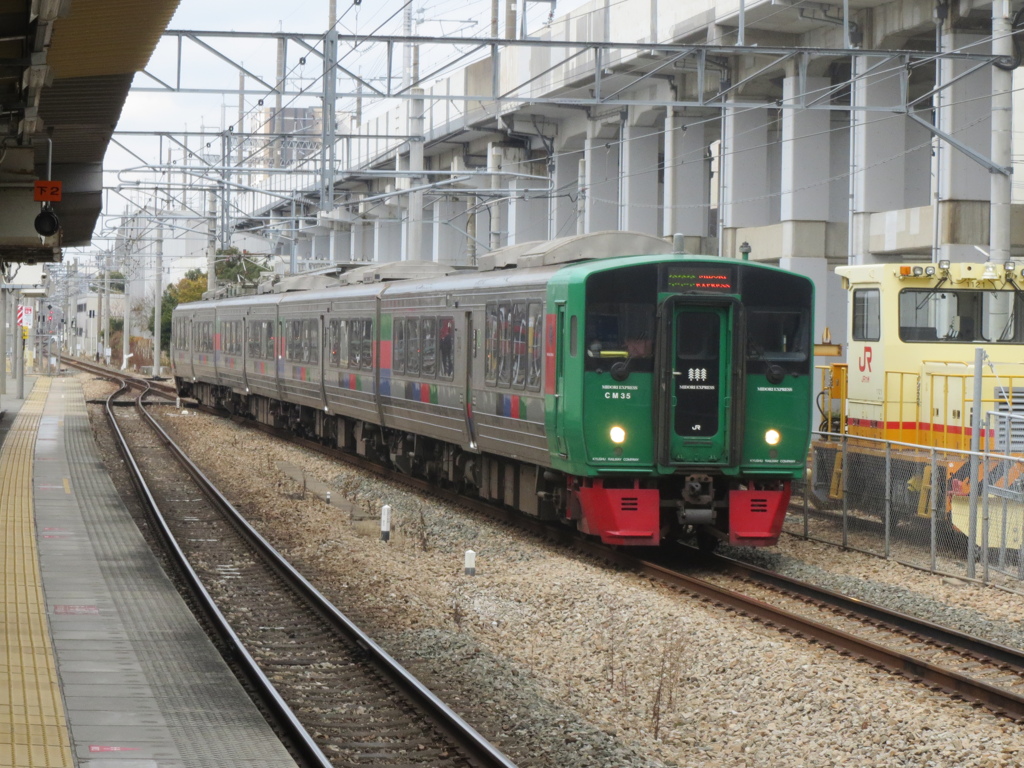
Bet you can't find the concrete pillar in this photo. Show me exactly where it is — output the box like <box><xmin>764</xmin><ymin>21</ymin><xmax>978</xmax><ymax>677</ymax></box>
<box><xmin>350</xmin><ymin>219</ymin><xmax>367</xmax><ymax>262</ymax></box>
<box><xmin>938</xmin><ymin>32</ymin><xmax>991</xmax><ymax>203</ymax></box>
<box><xmin>663</xmin><ymin>111</ymin><xmax>710</xmax><ymax>241</ymax></box>
<box><xmin>374</xmin><ymin>219</ymin><xmax>402</xmax><ymax>263</ymax></box>
<box><xmin>721</xmin><ymin>103</ymin><xmax>772</xmax><ymax>229</ymax></box>
<box><xmin>507</xmin><ymin>179</ymin><xmax>547</xmax><ymax>244</ymax></box>
<box><xmin>850</xmin><ymin>55</ymin><xmax>912</xmax><ymax>262</ymax></box>
<box><xmin>548</xmin><ymin>148</ymin><xmax>580</xmax><ymax>239</ymax></box>
<box><xmin>432</xmin><ymin>200</ymin><xmax>469</xmax><ymax>264</ymax></box>
<box><xmin>583</xmin><ymin>119</ymin><xmax>620</xmax><ymax>234</ymax></box>
<box><xmin>781</xmin><ymin>76</ymin><xmax>831</xmax><ymax>222</ymax></box>
<box><xmin>620</xmin><ymin>113</ymin><xmax>660</xmax><ymax>235</ymax></box>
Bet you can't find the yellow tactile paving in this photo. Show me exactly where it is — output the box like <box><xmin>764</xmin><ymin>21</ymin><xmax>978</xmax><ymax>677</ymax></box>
<box><xmin>0</xmin><ymin>379</ymin><xmax>74</xmax><ymax>768</ymax></box>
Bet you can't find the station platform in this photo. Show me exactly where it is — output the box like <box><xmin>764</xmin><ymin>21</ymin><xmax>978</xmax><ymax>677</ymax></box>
<box><xmin>0</xmin><ymin>375</ymin><xmax>298</xmax><ymax>768</ymax></box>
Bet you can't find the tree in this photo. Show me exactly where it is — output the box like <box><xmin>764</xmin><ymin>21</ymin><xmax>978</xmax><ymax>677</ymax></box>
<box><xmin>216</xmin><ymin>247</ymin><xmax>270</xmax><ymax>285</ymax></box>
<box><xmin>149</xmin><ymin>270</ymin><xmax>207</xmax><ymax>350</ymax></box>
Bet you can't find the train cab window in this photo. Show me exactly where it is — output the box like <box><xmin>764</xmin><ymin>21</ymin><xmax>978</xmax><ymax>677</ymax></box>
<box><xmin>853</xmin><ymin>289</ymin><xmax>880</xmax><ymax>341</ymax></box>
<box><xmin>511</xmin><ymin>303</ymin><xmax>528</xmax><ymax>388</ymax></box>
<box><xmin>747</xmin><ymin>311</ymin><xmax>809</xmax><ymax>361</ymax></box>
<box><xmin>393</xmin><ymin>319</ymin><xmax>405</xmax><ymax>374</ymax></box>
<box><xmin>406</xmin><ymin>318</ymin><xmax>421</xmax><ymax>375</ymax></box>
<box><xmin>527</xmin><ymin>304</ymin><xmax>543</xmax><ymax>390</ymax></box>
<box><xmin>485</xmin><ymin>304</ymin><xmax>499</xmax><ymax>384</ymax></box>
<box><xmin>899</xmin><ymin>288</ymin><xmax>1024</xmax><ymax>344</ymax></box>
<box><xmin>438</xmin><ymin>317</ymin><xmax>454</xmax><ymax>380</ymax></box>
<box><xmin>422</xmin><ymin>317</ymin><xmax>437</xmax><ymax>377</ymax></box>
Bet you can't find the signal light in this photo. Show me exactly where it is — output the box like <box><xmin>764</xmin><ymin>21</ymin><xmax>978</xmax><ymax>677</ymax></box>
<box><xmin>912</xmin><ymin>266</ymin><xmax>924</xmax><ymax>276</ymax></box>
<box><xmin>924</xmin><ymin>266</ymin><xmax>936</xmax><ymax>276</ymax></box>
<box><xmin>899</xmin><ymin>266</ymin><xmax>911</xmax><ymax>276</ymax></box>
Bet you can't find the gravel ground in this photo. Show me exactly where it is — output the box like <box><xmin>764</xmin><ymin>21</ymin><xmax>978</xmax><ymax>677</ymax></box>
<box><xmin>82</xmin><ymin>375</ymin><xmax>1024</xmax><ymax>767</ymax></box>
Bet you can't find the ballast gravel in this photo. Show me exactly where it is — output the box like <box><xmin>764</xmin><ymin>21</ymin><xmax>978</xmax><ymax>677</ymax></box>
<box><xmin>106</xmin><ymin>390</ymin><xmax>1024</xmax><ymax>767</ymax></box>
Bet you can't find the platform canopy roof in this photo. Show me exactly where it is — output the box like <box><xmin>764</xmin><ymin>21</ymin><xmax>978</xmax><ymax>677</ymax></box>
<box><xmin>0</xmin><ymin>0</ymin><xmax>180</xmax><ymax>264</ymax></box>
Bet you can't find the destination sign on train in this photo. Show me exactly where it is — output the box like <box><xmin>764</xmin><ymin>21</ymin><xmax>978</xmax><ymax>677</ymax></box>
<box><xmin>665</xmin><ymin>266</ymin><xmax>734</xmax><ymax>293</ymax></box>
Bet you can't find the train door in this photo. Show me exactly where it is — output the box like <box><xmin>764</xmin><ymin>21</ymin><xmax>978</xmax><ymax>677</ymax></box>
<box><xmin>553</xmin><ymin>302</ymin><xmax>568</xmax><ymax>458</ymax></box>
<box><xmin>319</xmin><ymin>313</ymin><xmax>328</xmax><ymax>408</ymax></box>
<box><xmin>462</xmin><ymin>310</ymin><xmax>477</xmax><ymax>449</ymax></box>
<box><xmin>184</xmin><ymin>317</ymin><xmax>195</xmax><ymax>382</ymax></box>
<box><xmin>241</xmin><ymin>309</ymin><xmax>250</xmax><ymax>394</ymax></box>
<box><xmin>661</xmin><ymin>301</ymin><xmax>734</xmax><ymax>465</ymax></box>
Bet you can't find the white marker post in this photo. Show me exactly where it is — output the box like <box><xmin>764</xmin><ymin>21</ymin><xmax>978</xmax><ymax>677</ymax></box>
<box><xmin>380</xmin><ymin>504</ymin><xmax>392</xmax><ymax>542</ymax></box>
<box><xmin>326</xmin><ymin>490</ymin><xmax>331</xmax><ymax>506</ymax></box>
<box><xmin>464</xmin><ymin>549</ymin><xmax>476</xmax><ymax>576</ymax></box>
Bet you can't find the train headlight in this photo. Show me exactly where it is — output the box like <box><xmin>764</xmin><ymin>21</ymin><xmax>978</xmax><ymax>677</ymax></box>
<box><xmin>610</xmin><ymin>426</ymin><xmax>626</xmax><ymax>444</ymax></box>
<box><xmin>912</xmin><ymin>266</ymin><xmax>924</xmax><ymax>277</ymax></box>
<box><xmin>924</xmin><ymin>266</ymin><xmax>936</xmax><ymax>277</ymax></box>
<box><xmin>765</xmin><ymin>429</ymin><xmax>781</xmax><ymax>446</ymax></box>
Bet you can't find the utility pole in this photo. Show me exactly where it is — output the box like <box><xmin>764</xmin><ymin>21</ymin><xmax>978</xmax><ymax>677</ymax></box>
<box><xmin>122</xmin><ymin>250</ymin><xmax>132</xmax><ymax>370</ymax></box>
<box><xmin>153</xmin><ymin>222</ymin><xmax>163</xmax><ymax>377</ymax></box>
<box><xmin>990</xmin><ymin>2</ymin><xmax>1012</xmax><ymax>265</ymax></box>
<box><xmin>95</xmin><ymin>257</ymin><xmax>104</xmax><ymax>361</ymax></box>
<box><xmin>103</xmin><ymin>253</ymin><xmax>111</xmax><ymax>364</ymax></box>
<box><xmin>321</xmin><ymin>0</ymin><xmax>338</xmax><ymax>211</ymax></box>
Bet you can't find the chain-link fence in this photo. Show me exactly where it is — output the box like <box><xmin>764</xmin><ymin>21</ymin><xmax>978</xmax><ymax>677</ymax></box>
<box><xmin>789</xmin><ymin>425</ymin><xmax>1024</xmax><ymax>588</ymax></box>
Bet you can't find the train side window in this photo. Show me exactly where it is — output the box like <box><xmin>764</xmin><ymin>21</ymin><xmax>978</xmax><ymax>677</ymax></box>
<box><xmin>406</xmin><ymin>317</ymin><xmax>421</xmax><ymax>375</ymax></box>
<box><xmin>328</xmin><ymin>319</ymin><xmax>338</xmax><ymax>366</ymax></box>
<box><xmin>393</xmin><ymin>318</ymin><xmax>405</xmax><ymax>374</ymax></box>
<box><xmin>260</xmin><ymin>320</ymin><xmax>269</xmax><ymax>358</ymax></box>
<box><xmin>337</xmin><ymin>319</ymin><xmax>348</xmax><ymax>366</ymax></box>
<box><xmin>286</xmin><ymin>319</ymin><xmax>299</xmax><ymax>362</ymax></box>
<box><xmin>511</xmin><ymin>303</ymin><xmax>527</xmax><ymax>388</ymax></box>
<box><xmin>527</xmin><ymin>304</ymin><xmax>543</xmax><ymax>390</ymax></box>
<box><xmin>485</xmin><ymin>303</ymin><xmax>499</xmax><ymax>385</ymax></box>
<box><xmin>569</xmin><ymin>315</ymin><xmax>578</xmax><ymax>357</ymax></box>
<box><xmin>422</xmin><ymin>317</ymin><xmax>437</xmax><ymax>377</ymax></box>
<box><xmin>852</xmin><ymin>289</ymin><xmax>880</xmax><ymax>341</ymax></box>
<box><xmin>248</xmin><ymin>321</ymin><xmax>259</xmax><ymax>358</ymax></box>
<box><xmin>349</xmin><ymin>319</ymin><xmax>362</xmax><ymax>368</ymax></box>
<box><xmin>362</xmin><ymin>319</ymin><xmax>373</xmax><ymax>370</ymax></box>
<box><xmin>306</xmin><ymin>319</ymin><xmax>319</xmax><ymax>365</ymax></box>
<box><xmin>498</xmin><ymin>303</ymin><xmax>512</xmax><ymax>387</ymax></box>
<box><xmin>438</xmin><ymin>317</ymin><xmax>454</xmax><ymax>380</ymax></box>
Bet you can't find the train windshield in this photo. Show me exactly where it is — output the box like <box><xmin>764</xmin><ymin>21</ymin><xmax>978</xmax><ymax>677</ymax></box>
<box><xmin>898</xmin><ymin>289</ymin><xmax>1024</xmax><ymax>343</ymax></box>
<box><xmin>584</xmin><ymin>266</ymin><xmax>657</xmax><ymax>373</ymax></box>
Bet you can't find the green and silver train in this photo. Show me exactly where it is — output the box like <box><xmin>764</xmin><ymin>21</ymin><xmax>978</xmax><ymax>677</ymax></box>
<box><xmin>172</xmin><ymin>232</ymin><xmax>814</xmax><ymax>549</ymax></box>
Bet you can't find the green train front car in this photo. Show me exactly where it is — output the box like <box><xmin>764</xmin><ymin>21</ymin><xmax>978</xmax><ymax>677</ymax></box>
<box><xmin>546</xmin><ymin>255</ymin><xmax>813</xmax><ymax>547</ymax></box>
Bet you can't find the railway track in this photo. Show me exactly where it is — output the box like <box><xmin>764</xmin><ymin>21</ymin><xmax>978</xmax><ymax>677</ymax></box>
<box><xmin>85</xmin><ymin>364</ymin><xmax>516</xmax><ymax>768</ymax></box>
<box><xmin>67</xmin><ymin>358</ymin><xmax>1024</xmax><ymax>722</ymax></box>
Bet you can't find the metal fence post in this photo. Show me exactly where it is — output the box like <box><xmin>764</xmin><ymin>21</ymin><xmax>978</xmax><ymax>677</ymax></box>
<box><xmin>841</xmin><ymin>436</ymin><xmax>849</xmax><ymax>549</ymax></box>
<box><xmin>982</xmin><ymin>446</ymin><xmax>991</xmax><ymax>585</ymax></box>
<box><xmin>802</xmin><ymin>462</ymin><xmax>809</xmax><ymax>540</ymax></box>
<box><xmin>884</xmin><ymin>441</ymin><xmax>892</xmax><ymax>559</ymax></box>
<box><xmin>929</xmin><ymin>447</ymin><xmax>938</xmax><ymax>573</ymax></box>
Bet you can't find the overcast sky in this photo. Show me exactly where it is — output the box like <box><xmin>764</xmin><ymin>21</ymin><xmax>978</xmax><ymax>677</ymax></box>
<box><xmin>93</xmin><ymin>0</ymin><xmax>591</xmax><ymax>246</ymax></box>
